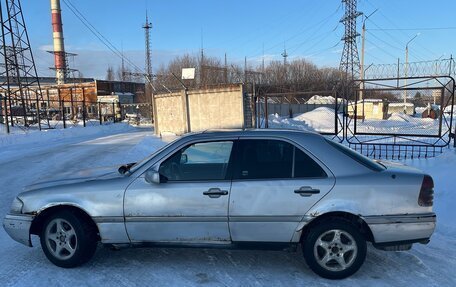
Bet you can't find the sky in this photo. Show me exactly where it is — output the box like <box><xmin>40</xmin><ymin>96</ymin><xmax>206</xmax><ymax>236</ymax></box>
<box><xmin>20</xmin><ymin>0</ymin><xmax>456</xmax><ymax>79</ymax></box>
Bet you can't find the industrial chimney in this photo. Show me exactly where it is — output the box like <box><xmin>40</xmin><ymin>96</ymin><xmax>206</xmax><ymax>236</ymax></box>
<box><xmin>51</xmin><ymin>0</ymin><xmax>66</xmax><ymax>84</ymax></box>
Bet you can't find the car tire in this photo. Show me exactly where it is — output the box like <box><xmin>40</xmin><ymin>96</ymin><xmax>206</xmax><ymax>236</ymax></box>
<box><xmin>39</xmin><ymin>210</ymin><xmax>98</xmax><ymax>268</ymax></box>
<box><xmin>302</xmin><ymin>218</ymin><xmax>367</xmax><ymax>279</ymax></box>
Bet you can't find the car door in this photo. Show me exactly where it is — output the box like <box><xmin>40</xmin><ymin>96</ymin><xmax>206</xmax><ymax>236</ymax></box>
<box><xmin>229</xmin><ymin>138</ymin><xmax>335</xmax><ymax>242</ymax></box>
<box><xmin>124</xmin><ymin>140</ymin><xmax>235</xmax><ymax>243</ymax></box>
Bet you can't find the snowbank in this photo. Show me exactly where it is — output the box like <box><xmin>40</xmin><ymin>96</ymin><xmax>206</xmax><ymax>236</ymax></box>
<box><xmin>266</xmin><ymin>107</ymin><xmax>337</xmax><ymax>133</ymax></box>
<box><xmin>0</xmin><ymin>123</ymin><xmax>134</xmax><ymax>148</ymax></box>
<box><xmin>306</xmin><ymin>95</ymin><xmax>336</xmax><ymax>105</ymax></box>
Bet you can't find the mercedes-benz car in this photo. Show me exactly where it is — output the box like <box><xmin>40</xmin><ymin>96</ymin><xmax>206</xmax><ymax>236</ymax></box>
<box><xmin>3</xmin><ymin>129</ymin><xmax>436</xmax><ymax>279</ymax></box>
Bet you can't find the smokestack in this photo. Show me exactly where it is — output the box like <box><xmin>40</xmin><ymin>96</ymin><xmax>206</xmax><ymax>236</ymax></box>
<box><xmin>51</xmin><ymin>0</ymin><xmax>66</xmax><ymax>84</ymax></box>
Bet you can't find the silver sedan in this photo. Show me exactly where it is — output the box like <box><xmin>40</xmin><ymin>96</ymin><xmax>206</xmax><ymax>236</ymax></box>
<box><xmin>3</xmin><ymin>129</ymin><xmax>436</xmax><ymax>279</ymax></box>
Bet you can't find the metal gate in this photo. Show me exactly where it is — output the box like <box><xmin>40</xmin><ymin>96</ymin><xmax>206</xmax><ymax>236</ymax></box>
<box><xmin>255</xmin><ymin>88</ymin><xmax>344</xmax><ymax>142</ymax></box>
<box><xmin>255</xmin><ymin>76</ymin><xmax>455</xmax><ymax>159</ymax></box>
<box><xmin>346</xmin><ymin>76</ymin><xmax>455</xmax><ymax>159</ymax></box>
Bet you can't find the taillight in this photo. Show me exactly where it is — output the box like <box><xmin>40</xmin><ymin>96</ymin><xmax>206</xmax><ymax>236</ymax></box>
<box><xmin>418</xmin><ymin>175</ymin><xmax>434</xmax><ymax>207</ymax></box>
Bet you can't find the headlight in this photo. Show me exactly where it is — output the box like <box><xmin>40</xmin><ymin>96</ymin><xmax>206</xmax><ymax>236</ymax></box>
<box><xmin>10</xmin><ymin>197</ymin><xmax>24</xmax><ymax>214</ymax></box>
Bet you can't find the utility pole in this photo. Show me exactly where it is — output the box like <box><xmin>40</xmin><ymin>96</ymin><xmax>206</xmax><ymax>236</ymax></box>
<box><xmin>404</xmin><ymin>33</ymin><xmax>420</xmax><ymax>112</ymax></box>
<box><xmin>224</xmin><ymin>53</ymin><xmax>228</xmax><ymax>83</ymax></box>
<box><xmin>244</xmin><ymin>56</ymin><xmax>247</xmax><ymax>84</ymax></box>
<box><xmin>359</xmin><ymin>9</ymin><xmax>377</xmax><ymax>102</ymax></box>
<box><xmin>200</xmin><ymin>48</ymin><xmax>204</xmax><ymax>86</ymax></box>
<box><xmin>262</xmin><ymin>43</ymin><xmax>265</xmax><ymax>84</ymax></box>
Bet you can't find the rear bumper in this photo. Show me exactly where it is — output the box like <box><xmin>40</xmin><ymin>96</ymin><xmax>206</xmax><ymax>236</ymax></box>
<box><xmin>363</xmin><ymin>212</ymin><xmax>436</xmax><ymax>244</ymax></box>
<box><xmin>3</xmin><ymin>214</ymin><xmax>34</xmax><ymax>247</ymax></box>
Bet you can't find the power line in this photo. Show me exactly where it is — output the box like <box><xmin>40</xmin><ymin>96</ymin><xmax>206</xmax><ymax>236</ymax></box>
<box><xmin>61</xmin><ymin>0</ymin><xmax>143</xmax><ymax>74</ymax></box>
<box><xmin>366</xmin><ymin>18</ymin><xmax>430</xmax><ymax>61</ymax></box>
<box><xmin>363</xmin><ymin>0</ymin><xmax>439</xmax><ymax>59</ymax></box>
<box><xmin>364</xmin><ymin>39</ymin><xmax>397</xmax><ymax>60</ymax></box>
<box><xmin>369</xmin><ymin>27</ymin><xmax>456</xmax><ymax>31</ymax></box>
<box><xmin>246</xmin><ymin>3</ymin><xmax>342</xmax><ymax>59</ymax></box>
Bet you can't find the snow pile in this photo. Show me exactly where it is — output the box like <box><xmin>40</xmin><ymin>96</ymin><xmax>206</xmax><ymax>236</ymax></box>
<box><xmin>266</xmin><ymin>107</ymin><xmax>337</xmax><ymax>133</ymax></box>
<box><xmin>306</xmin><ymin>95</ymin><xmax>336</xmax><ymax>105</ymax></box>
<box><xmin>293</xmin><ymin>107</ymin><xmax>337</xmax><ymax>131</ymax></box>
<box><xmin>388</xmin><ymin>102</ymin><xmax>414</xmax><ymax>107</ymax></box>
<box><xmin>267</xmin><ymin>113</ymin><xmax>315</xmax><ymax>132</ymax></box>
<box><xmin>388</xmin><ymin>113</ymin><xmax>416</xmax><ymax>122</ymax></box>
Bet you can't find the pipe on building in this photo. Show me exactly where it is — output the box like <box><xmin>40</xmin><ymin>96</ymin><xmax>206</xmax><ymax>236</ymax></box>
<box><xmin>51</xmin><ymin>0</ymin><xmax>66</xmax><ymax>85</ymax></box>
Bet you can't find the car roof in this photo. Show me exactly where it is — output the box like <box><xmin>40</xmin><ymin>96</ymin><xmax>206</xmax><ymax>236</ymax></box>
<box><xmin>181</xmin><ymin>128</ymin><xmax>320</xmax><ymax>140</ymax></box>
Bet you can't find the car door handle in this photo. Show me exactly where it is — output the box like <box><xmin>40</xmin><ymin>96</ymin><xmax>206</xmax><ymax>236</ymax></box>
<box><xmin>294</xmin><ymin>186</ymin><xmax>320</xmax><ymax>197</ymax></box>
<box><xmin>203</xmin><ymin>188</ymin><xmax>228</xmax><ymax>198</ymax></box>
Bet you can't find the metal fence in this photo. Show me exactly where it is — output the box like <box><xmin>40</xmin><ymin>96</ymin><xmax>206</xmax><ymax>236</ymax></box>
<box><xmin>0</xmin><ymin>96</ymin><xmax>155</xmax><ymax>133</ymax></box>
<box><xmin>255</xmin><ymin>76</ymin><xmax>455</xmax><ymax>159</ymax></box>
<box><xmin>255</xmin><ymin>89</ymin><xmax>344</xmax><ymax>142</ymax></box>
<box><xmin>346</xmin><ymin>76</ymin><xmax>455</xmax><ymax>159</ymax></box>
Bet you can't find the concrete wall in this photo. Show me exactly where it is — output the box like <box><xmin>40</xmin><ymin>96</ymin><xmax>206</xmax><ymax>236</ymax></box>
<box><xmin>154</xmin><ymin>84</ymin><xmax>245</xmax><ymax>135</ymax></box>
<box><xmin>154</xmin><ymin>91</ymin><xmax>187</xmax><ymax>135</ymax></box>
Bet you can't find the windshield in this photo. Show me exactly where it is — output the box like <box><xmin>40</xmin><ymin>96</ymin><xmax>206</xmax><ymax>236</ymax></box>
<box><xmin>128</xmin><ymin>137</ymin><xmax>180</xmax><ymax>173</ymax></box>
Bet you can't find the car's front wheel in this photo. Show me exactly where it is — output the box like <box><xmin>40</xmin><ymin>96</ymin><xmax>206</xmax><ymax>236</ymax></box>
<box><xmin>40</xmin><ymin>210</ymin><xmax>98</xmax><ymax>268</ymax></box>
<box><xmin>302</xmin><ymin>218</ymin><xmax>367</xmax><ymax>279</ymax></box>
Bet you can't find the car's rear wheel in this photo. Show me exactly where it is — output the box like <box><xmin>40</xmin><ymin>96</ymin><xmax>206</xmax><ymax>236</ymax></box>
<box><xmin>40</xmin><ymin>210</ymin><xmax>97</xmax><ymax>268</ymax></box>
<box><xmin>302</xmin><ymin>218</ymin><xmax>367</xmax><ymax>279</ymax></box>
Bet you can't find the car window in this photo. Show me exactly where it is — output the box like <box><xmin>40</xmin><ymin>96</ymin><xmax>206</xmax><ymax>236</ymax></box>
<box><xmin>159</xmin><ymin>141</ymin><xmax>234</xmax><ymax>182</ymax></box>
<box><xmin>235</xmin><ymin>139</ymin><xmax>294</xmax><ymax>179</ymax></box>
<box><xmin>325</xmin><ymin>139</ymin><xmax>385</xmax><ymax>172</ymax></box>
<box><xmin>294</xmin><ymin>148</ymin><xmax>327</xmax><ymax>178</ymax></box>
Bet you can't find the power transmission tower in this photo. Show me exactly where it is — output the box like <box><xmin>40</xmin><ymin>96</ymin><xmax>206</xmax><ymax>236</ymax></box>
<box><xmin>0</xmin><ymin>0</ymin><xmax>48</xmax><ymax>131</ymax></box>
<box><xmin>142</xmin><ymin>12</ymin><xmax>154</xmax><ymax>121</ymax></box>
<box><xmin>281</xmin><ymin>44</ymin><xmax>288</xmax><ymax>82</ymax></box>
<box><xmin>143</xmin><ymin>12</ymin><xmax>152</xmax><ymax>80</ymax></box>
<box><xmin>339</xmin><ymin>0</ymin><xmax>362</xmax><ymax>82</ymax></box>
<box><xmin>281</xmin><ymin>46</ymin><xmax>288</xmax><ymax>67</ymax></box>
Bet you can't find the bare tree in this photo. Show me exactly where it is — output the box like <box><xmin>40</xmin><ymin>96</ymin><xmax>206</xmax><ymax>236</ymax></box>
<box><xmin>153</xmin><ymin>53</ymin><xmax>346</xmax><ymax>93</ymax></box>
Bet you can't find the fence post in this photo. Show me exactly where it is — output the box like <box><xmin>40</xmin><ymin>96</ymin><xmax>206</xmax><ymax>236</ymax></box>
<box><xmin>118</xmin><ymin>102</ymin><xmax>122</xmax><ymax>123</ymax></box>
<box><xmin>61</xmin><ymin>99</ymin><xmax>66</xmax><ymax>129</ymax></box>
<box><xmin>264</xmin><ymin>91</ymin><xmax>268</xmax><ymax>128</ymax></box>
<box><xmin>454</xmin><ymin>125</ymin><xmax>456</xmax><ymax>148</ymax></box>
<box><xmin>112</xmin><ymin>102</ymin><xmax>116</xmax><ymax>123</ymax></box>
<box><xmin>82</xmin><ymin>88</ymin><xmax>86</xmax><ymax>127</ymax></box>
<box><xmin>98</xmin><ymin>101</ymin><xmax>102</xmax><ymax>125</ymax></box>
<box><xmin>35</xmin><ymin>92</ymin><xmax>42</xmax><ymax>131</ymax></box>
<box><xmin>82</xmin><ymin>102</ymin><xmax>86</xmax><ymax>127</ymax></box>
<box><xmin>1</xmin><ymin>95</ymin><xmax>10</xmax><ymax>133</ymax></box>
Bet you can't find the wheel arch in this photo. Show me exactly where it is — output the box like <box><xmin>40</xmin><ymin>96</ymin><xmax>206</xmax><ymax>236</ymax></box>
<box><xmin>30</xmin><ymin>204</ymin><xmax>100</xmax><ymax>241</ymax></box>
<box><xmin>298</xmin><ymin>211</ymin><xmax>374</xmax><ymax>243</ymax></box>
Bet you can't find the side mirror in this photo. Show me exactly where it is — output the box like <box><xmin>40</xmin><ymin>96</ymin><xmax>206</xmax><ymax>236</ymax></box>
<box><xmin>144</xmin><ymin>170</ymin><xmax>160</xmax><ymax>184</ymax></box>
<box><xmin>180</xmin><ymin>154</ymin><xmax>188</xmax><ymax>164</ymax></box>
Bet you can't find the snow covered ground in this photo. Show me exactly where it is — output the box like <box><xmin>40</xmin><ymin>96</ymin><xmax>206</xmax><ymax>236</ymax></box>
<box><xmin>0</xmin><ymin>124</ymin><xmax>455</xmax><ymax>286</ymax></box>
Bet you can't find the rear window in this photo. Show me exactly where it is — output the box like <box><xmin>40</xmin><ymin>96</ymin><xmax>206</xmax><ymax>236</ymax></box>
<box><xmin>325</xmin><ymin>140</ymin><xmax>385</xmax><ymax>172</ymax></box>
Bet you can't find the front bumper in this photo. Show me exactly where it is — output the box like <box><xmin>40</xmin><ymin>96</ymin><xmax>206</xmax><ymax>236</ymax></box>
<box><xmin>363</xmin><ymin>212</ymin><xmax>436</xmax><ymax>244</ymax></box>
<box><xmin>3</xmin><ymin>214</ymin><xmax>34</xmax><ymax>247</ymax></box>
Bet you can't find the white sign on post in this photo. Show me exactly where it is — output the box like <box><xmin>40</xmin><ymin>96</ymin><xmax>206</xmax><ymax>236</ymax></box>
<box><xmin>182</xmin><ymin>68</ymin><xmax>195</xmax><ymax>80</ymax></box>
